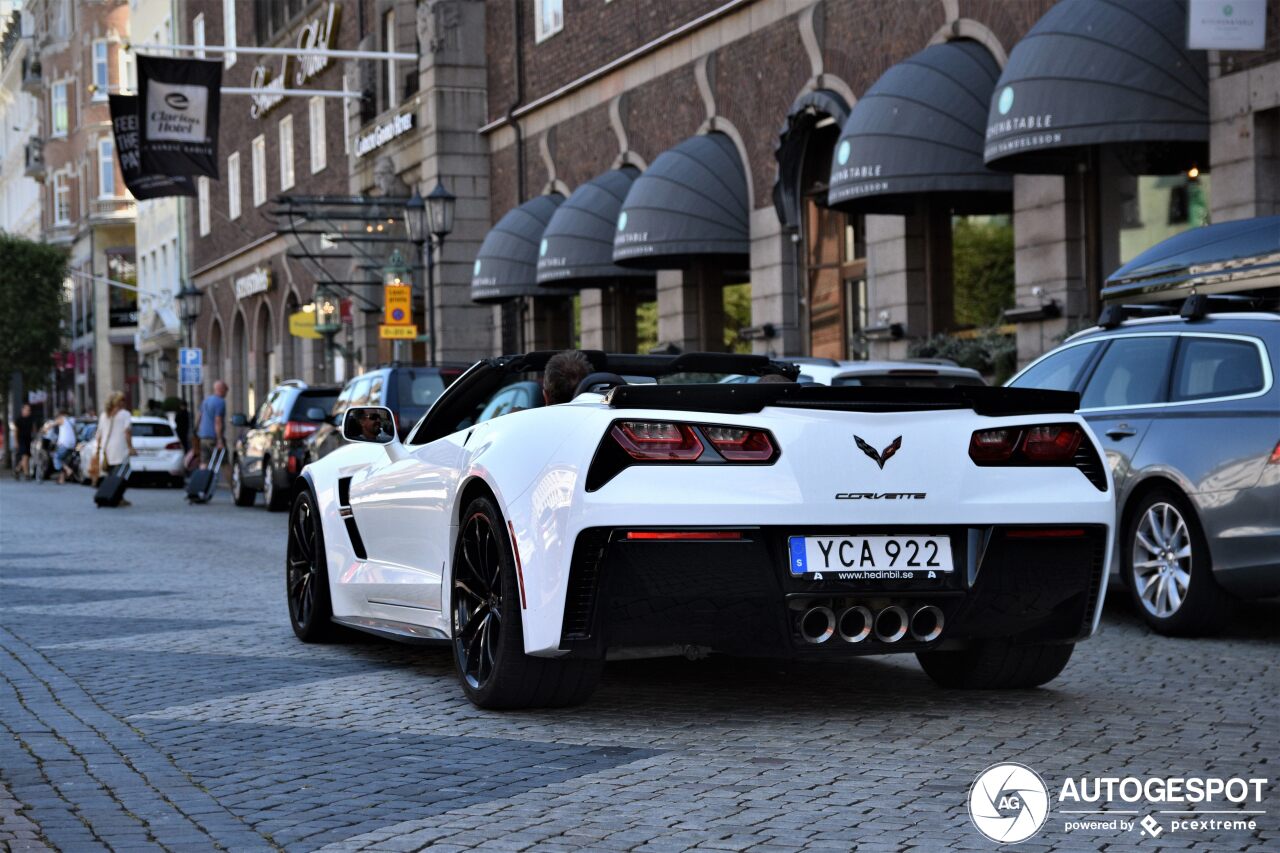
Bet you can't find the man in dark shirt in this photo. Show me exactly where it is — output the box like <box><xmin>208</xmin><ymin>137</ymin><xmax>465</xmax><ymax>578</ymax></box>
<box><xmin>12</xmin><ymin>403</ymin><xmax>33</xmax><ymax>480</ymax></box>
<box><xmin>173</xmin><ymin>399</ymin><xmax>191</xmax><ymax>453</ymax></box>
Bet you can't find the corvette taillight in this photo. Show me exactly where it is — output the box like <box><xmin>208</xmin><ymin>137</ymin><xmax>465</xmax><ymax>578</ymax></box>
<box><xmin>1021</xmin><ymin>424</ymin><xmax>1083</xmax><ymax>462</ymax></box>
<box><xmin>702</xmin><ymin>426</ymin><xmax>775</xmax><ymax>461</ymax></box>
<box><xmin>969</xmin><ymin>428</ymin><xmax>1020</xmax><ymax>462</ymax></box>
<box><xmin>970</xmin><ymin>423</ymin><xmax>1087</xmax><ymax>466</ymax></box>
<box><xmin>283</xmin><ymin>421</ymin><xmax>319</xmax><ymax>441</ymax></box>
<box><xmin>611</xmin><ymin>421</ymin><xmax>704</xmax><ymax>461</ymax></box>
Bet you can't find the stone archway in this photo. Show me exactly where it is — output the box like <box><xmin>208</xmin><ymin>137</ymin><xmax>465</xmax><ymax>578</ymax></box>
<box><xmin>230</xmin><ymin>309</ymin><xmax>248</xmax><ymax>416</ymax></box>
<box><xmin>253</xmin><ymin>300</ymin><xmax>274</xmax><ymax>407</ymax></box>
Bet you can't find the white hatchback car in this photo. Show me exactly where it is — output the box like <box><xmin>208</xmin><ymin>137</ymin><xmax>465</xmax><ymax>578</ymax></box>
<box><xmin>126</xmin><ymin>416</ymin><xmax>186</xmax><ymax>486</ymax></box>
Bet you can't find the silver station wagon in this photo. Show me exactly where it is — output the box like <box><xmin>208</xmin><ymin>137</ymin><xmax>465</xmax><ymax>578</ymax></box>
<box><xmin>1009</xmin><ymin>301</ymin><xmax>1280</xmax><ymax>635</ymax></box>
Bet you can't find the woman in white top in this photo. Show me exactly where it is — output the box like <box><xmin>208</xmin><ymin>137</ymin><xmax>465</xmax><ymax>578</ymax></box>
<box><xmin>94</xmin><ymin>391</ymin><xmax>136</xmax><ymax>500</ymax></box>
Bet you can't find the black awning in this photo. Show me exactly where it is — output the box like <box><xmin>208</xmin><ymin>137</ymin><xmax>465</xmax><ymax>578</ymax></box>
<box><xmin>984</xmin><ymin>0</ymin><xmax>1208</xmax><ymax>174</ymax></box>
<box><xmin>613</xmin><ymin>132</ymin><xmax>749</xmax><ymax>269</ymax></box>
<box><xmin>828</xmin><ymin>40</ymin><xmax>1010</xmax><ymax>215</ymax></box>
<box><xmin>1103</xmin><ymin>216</ymin><xmax>1280</xmax><ymax>302</ymax></box>
<box><xmin>773</xmin><ymin>89</ymin><xmax>850</xmax><ymax>229</ymax></box>
<box><xmin>471</xmin><ymin>194</ymin><xmax>566</xmax><ymax>304</ymax></box>
<box><xmin>536</xmin><ymin>167</ymin><xmax>656</xmax><ymax>289</ymax></box>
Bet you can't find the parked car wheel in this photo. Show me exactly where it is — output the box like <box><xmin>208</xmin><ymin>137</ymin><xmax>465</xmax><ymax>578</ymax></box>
<box><xmin>263</xmin><ymin>459</ymin><xmax>288</xmax><ymax>512</ymax></box>
<box><xmin>1124</xmin><ymin>488</ymin><xmax>1230</xmax><ymax>636</ymax></box>
<box><xmin>287</xmin><ymin>491</ymin><xmax>339</xmax><ymax>642</ymax></box>
<box><xmin>231</xmin><ymin>457</ymin><xmax>256</xmax><ymax>507</ymax></box>
<box><xmin>451</xmin><ymin>497</ymin><xmax>601</xmax><ymax>709</ymax></box>
<box><xmin>917</xmin><ymin>640</ymin><xmax>1074</xmax><ymax>689</ymax></box>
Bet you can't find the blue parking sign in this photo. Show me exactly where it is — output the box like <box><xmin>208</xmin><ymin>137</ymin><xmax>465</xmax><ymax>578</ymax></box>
<box><xmin>180</xmin><ymin>347</ymin><xmax>202</xmax><ymax>367</ymax></box>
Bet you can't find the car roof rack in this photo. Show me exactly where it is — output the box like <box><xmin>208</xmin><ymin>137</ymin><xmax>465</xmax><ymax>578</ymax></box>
<box><xmin>1097</xmin><ymin>304</ymin><xmax>1174</xmax><ymax>329</ymax></box>
<box><xmin>1180</xmin><ymin>293</ymin><xmax>1263</xmax><ymax>321</ymax></box>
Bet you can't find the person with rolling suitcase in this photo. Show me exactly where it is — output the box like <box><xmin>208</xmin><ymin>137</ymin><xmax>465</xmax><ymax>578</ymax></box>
<box><xmin>93</xmin><ymin>391</ymin><xmax>136</xmax><ymax>508</ymax></box>
<box><xmin>189</xmin><ymin>380</ymin><xmax>229</xmax><ymax>504</ymax></box>
<box><xmin>186</xmin><ymin>445</ymin><xmax>224</xmax><ymax>503</ymax></box>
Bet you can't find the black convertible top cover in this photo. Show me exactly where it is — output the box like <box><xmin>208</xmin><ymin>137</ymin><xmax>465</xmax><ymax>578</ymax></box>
<box><xmin>604</xmin><ymin>383</ymin><xmax>1081</xmax><ymax>417</ymax></box>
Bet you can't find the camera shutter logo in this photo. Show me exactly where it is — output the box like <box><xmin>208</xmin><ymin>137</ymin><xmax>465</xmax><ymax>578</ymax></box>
<box><xmin>968</xmin><ymin>762</ymin><xmax>1050</xmax><ymax>844</ymax></box>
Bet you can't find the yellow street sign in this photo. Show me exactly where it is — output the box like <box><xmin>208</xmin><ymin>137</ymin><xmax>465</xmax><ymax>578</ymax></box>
<box><xmin>288</xmin><ymin>309</ymin><xmax>321</xmax><ymax>339</ymax></box>
<box><xmin>380</xmin><ymin>324</ymin><xmax>418</xmax><ymax>340</ymax></box>
<box><xmin>384</xmin><ymin>284</ymin><xmax>412</xmax><ymax>325</ymax></box>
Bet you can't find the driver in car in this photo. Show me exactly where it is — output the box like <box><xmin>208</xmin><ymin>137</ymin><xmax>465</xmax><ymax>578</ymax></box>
<box><xmin>541</xmin><ymin>350</ymin><xmax>593</xmax><ymax>405</ymax></box>
<box><xmin>357</xmin><ymin>410</ymin><xmax>394</xmax><ymax>443</ymax></box>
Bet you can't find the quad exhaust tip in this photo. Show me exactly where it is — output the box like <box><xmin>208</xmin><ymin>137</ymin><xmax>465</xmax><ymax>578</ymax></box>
<box><xmin>910</xmin><ymin>605</ymin><xmax>945</xmax><ymax>643</ymax></box>
<box><xmin>799</xmin><ymin>603</ymin><xmax>944</xmax><ymax>644</ymax></box>
<box><xmin>799</xmin><ymin>606</ymin><xmax>836</xmax><ymax>644</ymax></box>
<box><xmin>873</xmin><ymin>605</ymin><xmax>909</xmax><ymax>644</ymax></box>
<box><xmin>837</xmin><ymin>606</ymin><xmax>872</xmax><ymax>643</ymax></box>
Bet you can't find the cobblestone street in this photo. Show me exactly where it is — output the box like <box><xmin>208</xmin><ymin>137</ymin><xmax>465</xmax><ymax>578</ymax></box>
<box><xmin>1</xmin><ymin>478</ymin><xmax>1276</xmax><ymax>852</ymax></box>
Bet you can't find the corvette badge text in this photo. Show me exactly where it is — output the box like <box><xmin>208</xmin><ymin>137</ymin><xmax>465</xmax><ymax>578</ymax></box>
<box><xmin>968</xmin><ymin>762</ymin><xmax>1268</xmax><ymax>844</ymax></box>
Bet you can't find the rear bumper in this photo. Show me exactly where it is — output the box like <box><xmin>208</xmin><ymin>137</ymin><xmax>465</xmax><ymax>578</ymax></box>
<box><xmin>129</xmin><ymin>450</ymin><xmax>184</xmax><ymax>477</ymax></box>
<box><xmin>555</xmin><ymin>525</ymin><xmax>1109</xmax><ymax>660</ymax></box>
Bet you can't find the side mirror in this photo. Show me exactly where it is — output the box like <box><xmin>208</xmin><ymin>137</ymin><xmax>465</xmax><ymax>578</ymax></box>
<box><xmin>230</xmin><ymin>413</ymin><xmax>248</xmax><ymax>427</ymax></box>
<box><xmin>342</xmin><ymin>406</ymin><xmax>398</xmax><ymax>445</ymax></box>
<box><xmin>305</xmin><ymin>406</ymin><xmax>328</xmax><ymax>421</ymax></box>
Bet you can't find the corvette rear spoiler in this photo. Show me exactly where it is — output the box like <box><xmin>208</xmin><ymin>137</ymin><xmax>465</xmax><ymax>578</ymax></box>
<box><xmin>604</xmin><ymin>384</ymin><xmax>1081</xmax><ymax>417</ymax></box>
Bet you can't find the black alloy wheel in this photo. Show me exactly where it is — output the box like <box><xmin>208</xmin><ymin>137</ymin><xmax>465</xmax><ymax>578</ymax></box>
<box><xmin>286</xmin><ymin>490</ymin><xmax>337</xmax><ymax>642</ymax></box>
<box><xmin>450</xmin><ymin>496</ymin><xmax>601</xmax><ymax>709</ymax></box>
<box><xmin>452</xmin><ymin>507</ymin><xmax>504</xmax><ymax>690</ymax></box>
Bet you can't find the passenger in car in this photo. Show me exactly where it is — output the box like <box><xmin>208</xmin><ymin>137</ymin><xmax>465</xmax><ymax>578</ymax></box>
<box><xmin>542</xmin><ymin>350</ymin><xmax>593</xmax><ymax>405</ymax></box>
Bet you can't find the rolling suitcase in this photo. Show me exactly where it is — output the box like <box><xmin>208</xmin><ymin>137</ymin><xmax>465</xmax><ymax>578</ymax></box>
<box><xmin>94</xmin><ymin>461</ymin><xmax>131</xmax><ymax>508</ymax></box>
<box><xmin>186</xmin><ymin>447</ymin><xmax>225</xmax><ymax>504</ymax></box>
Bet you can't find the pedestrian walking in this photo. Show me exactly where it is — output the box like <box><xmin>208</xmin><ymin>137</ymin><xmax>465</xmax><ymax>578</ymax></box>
<box><xmin>12</xmin><ymin>403</ymin><xmax>34</xmax><ymax>479</ymax></box>
<box><xmin>174</xmin><ymin>399</ymin><xmax>191</xmax><ymax>454</ymax></box>
<box><xmin>52</xmin><ymin>409</ymin><xmax>77</xmax><ymax>484</ymax></box>
<box><xmin>195</xmin><ymin>380</ymin><xmax>229</xmax><ymax>473</ymax></box>
<box><xmin>93</xmin><ymin>392</ymin><xmax>137</xmax><ymax>505</ymax></box>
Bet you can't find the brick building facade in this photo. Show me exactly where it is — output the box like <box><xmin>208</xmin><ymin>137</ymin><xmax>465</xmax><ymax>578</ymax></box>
<box><xmin>477</xmin><ymin>0</ymin><xmax>1280</xmax><ymax>366</ymax></box>
<box><xmin>27</xmin><ymin>0</ymin><xmax>135</xmax><ymax>412</ymax></box>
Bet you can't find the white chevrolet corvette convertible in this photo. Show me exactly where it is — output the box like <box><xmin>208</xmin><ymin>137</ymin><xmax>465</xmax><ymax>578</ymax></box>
<box><xmin>288</xmin><ymin>351</ymin><xmax>1114</xmax><ymax>708</ymax></box>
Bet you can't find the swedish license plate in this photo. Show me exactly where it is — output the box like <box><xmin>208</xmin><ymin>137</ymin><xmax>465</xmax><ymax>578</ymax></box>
<box><xmin>788</xmin><ymin>535</ymin><xmax>953</xmax><ymax>578</ymax></box>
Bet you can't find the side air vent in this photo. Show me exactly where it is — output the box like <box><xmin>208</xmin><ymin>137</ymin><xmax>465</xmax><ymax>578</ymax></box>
<box><xmin>337</xmin><ymin>477</ymin><xmax>368</xmax><ymax>560</ymax></box>
<box><xmin>561</xmin><ymin>531</ymin><xmax>609</xmax><ymax>641</ymax></box>
<box><xmin>1073</xmin><ymin>442</ymin><xmax>1108</xmax><ymax>491</ymax></box>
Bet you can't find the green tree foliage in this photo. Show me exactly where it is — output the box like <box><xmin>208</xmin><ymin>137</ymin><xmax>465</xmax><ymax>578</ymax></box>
<box><xmin>909</xmin><ymin>329</ymin><xmax>1017</xmax><ymax>385</ymax></box>
<box><xmin>0</xmin><ymin>234</ymin><xmax>67</xmax><ymax>394</ymax></box>
<box><xmin>635</xmin><ymin>299</ymin><xmax>657</xmax><ymax>353</ymax></box>
<box><xmin>952</xmin><ymin>217</ymin><xmax>1015</xmax><ymax>328</ymax></box>
<box><xmin>723</xmin><ymin>282</ymin><xmax>752</xmax><ymax>353</ymax></box>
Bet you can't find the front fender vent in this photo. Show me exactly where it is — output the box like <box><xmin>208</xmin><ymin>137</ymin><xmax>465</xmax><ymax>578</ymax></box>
<box><xmin>337</xmin><ymin>477</ymin><xmax>368</xmax><ymax>560</ymax></box>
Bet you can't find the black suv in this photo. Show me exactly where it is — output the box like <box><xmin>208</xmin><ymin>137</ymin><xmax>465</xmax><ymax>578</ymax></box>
<box><xmin>304</xmin><ymin>365</ymin><xmax>467</xmax><ymax>466</ymax></box>
<box><xmin>230</xmin><ymin>380</ymin><xmax>341</xmax><ymax>510</ymax></box>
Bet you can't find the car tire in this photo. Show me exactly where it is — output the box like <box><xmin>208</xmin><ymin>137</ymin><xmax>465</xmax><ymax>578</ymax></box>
<box><xmin>231</xmin><ymin>456</ymin><xmax>255</xmax><ymax>507</ymax></box>
<box><xmin>451</xmin><ymin>496</ymin><xmax>602</xmax><ymax>709</ymax></box>
<box><xmin>917</xmin><ymin>641</ymin><xmax>1074</xmax><ymax>689</ymax></box>
<box><xmin>263</xmin><ymin>459</ymin><xmax>288</xmax><ymax>512</ymax></box>
<box><xmin>1123</xmin><ymin>488</ymin><xmax>1230</xmax><ymax>636</ymax></box>
<box><xmin>286</xmin><ymin>490</ymin><xmax>340</xmax><ymax>643</ymax></box>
